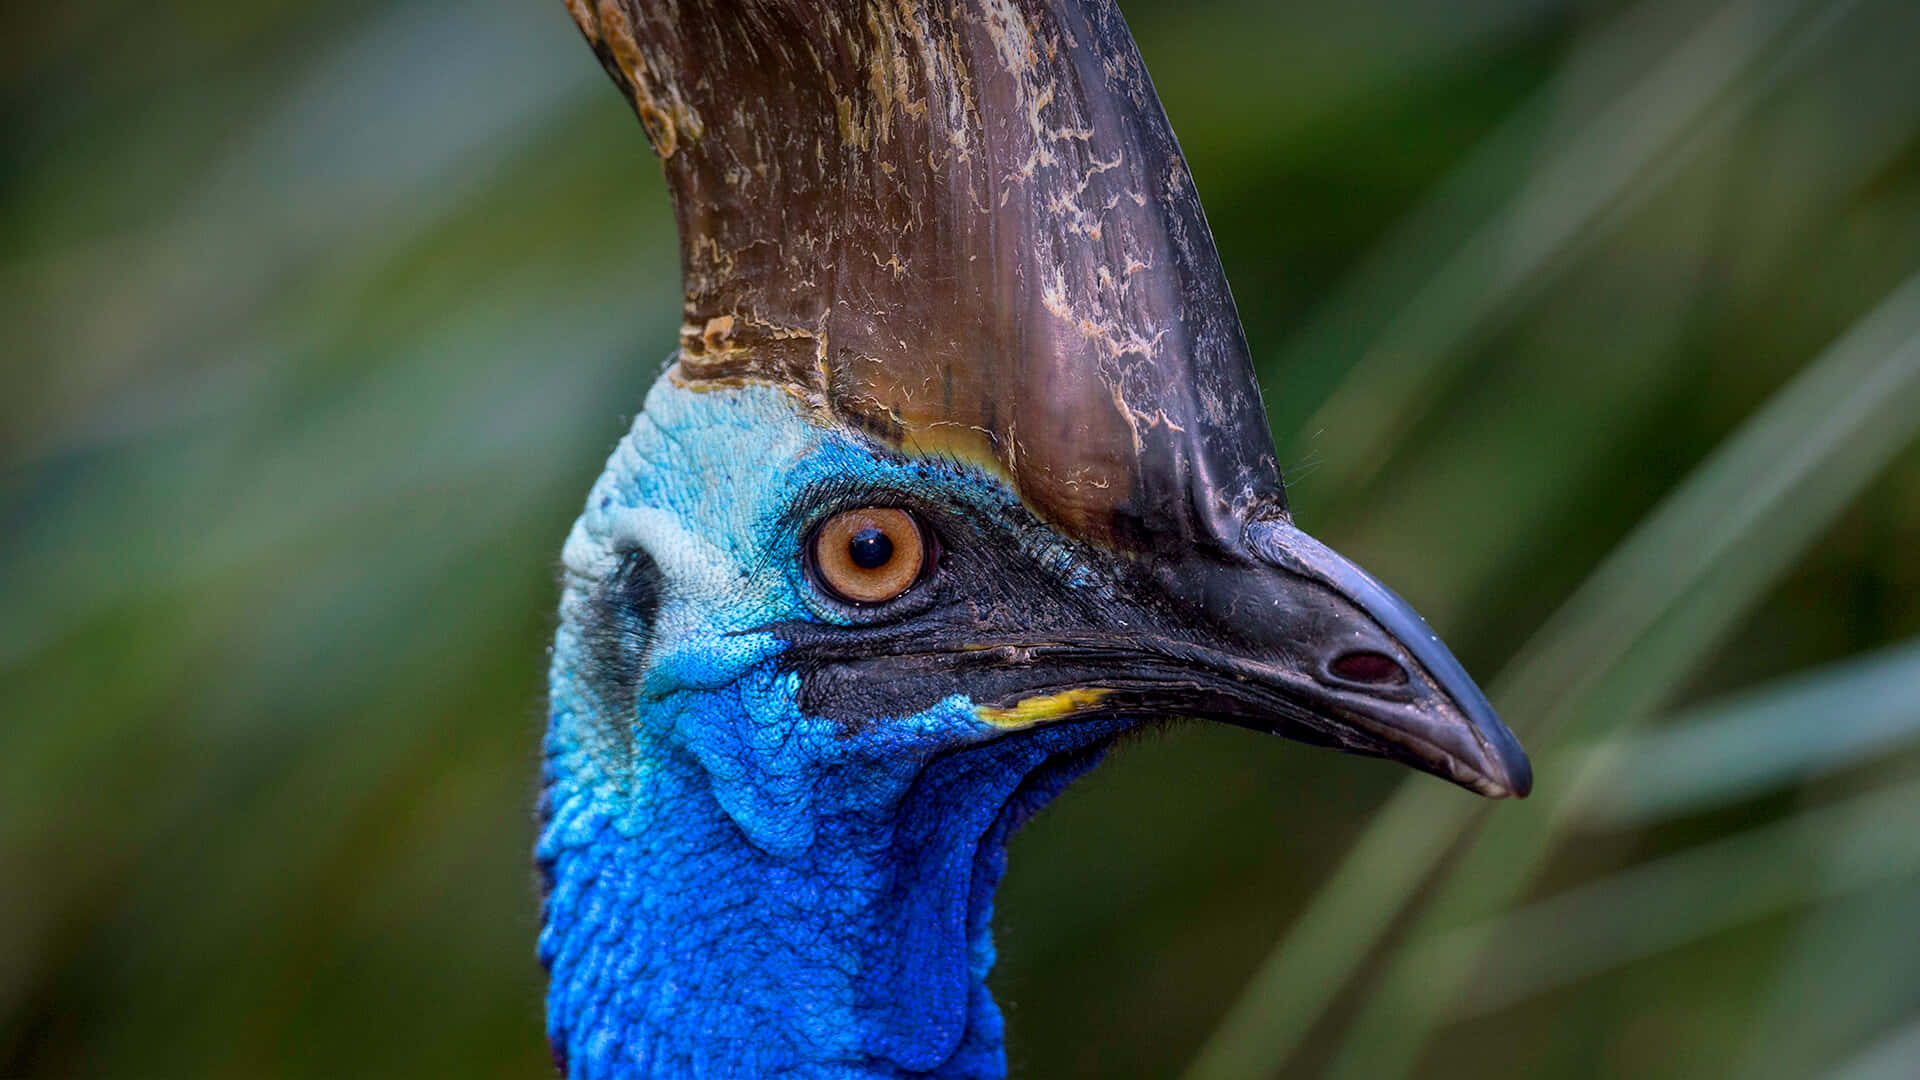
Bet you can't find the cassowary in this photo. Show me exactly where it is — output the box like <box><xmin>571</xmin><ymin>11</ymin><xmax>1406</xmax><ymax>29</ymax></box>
<box><xmin>538</xmin><ymin>1</ymin><xmax>1532</xmax><ymax>1076</ymax></box>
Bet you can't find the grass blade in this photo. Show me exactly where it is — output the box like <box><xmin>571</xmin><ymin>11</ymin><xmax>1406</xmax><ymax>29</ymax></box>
<box><xmin>1281</xmin><ymin>0</ymin><xmax>1828</xmax><ymax>494</ymax></box>
<box><xmin>1445</xmin><ymin>775</ymin><xmax>1920</xmax><ymax>1018</ymax></box>
<box><xmin>1571</xmin><ymin>639</ymin><xmax>1920</xmax><ymax>828</ymax></box>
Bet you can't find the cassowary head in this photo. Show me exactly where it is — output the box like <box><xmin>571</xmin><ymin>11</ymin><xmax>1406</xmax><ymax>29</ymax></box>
<box><xmin>539</xmin><ymin>1</ymin><xmax>1530</xmax><ymax>1076</ymax></box>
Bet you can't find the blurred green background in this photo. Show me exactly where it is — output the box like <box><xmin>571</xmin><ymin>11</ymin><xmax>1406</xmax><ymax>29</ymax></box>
<box><xmin>5</xmin><ymin>0</ymin><xmax>1919</xmax><ymax>1076</ymax></box>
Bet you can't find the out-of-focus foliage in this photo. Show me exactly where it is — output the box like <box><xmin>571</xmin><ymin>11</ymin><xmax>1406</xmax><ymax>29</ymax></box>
<box><xmin>3</xmin><ymin>0</ymin><xmax>1917</xmax><ymax>1076</ymax></box>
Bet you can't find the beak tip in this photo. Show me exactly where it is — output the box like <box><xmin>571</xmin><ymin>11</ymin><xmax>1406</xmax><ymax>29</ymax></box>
<box><xmin>1479</xmin><ymin>726</ymin><xmax>1533</xmax><ymax>799</ymax></box>
<box><xmin>1494</xmin><ymin>756</ymin><xmax>1534</xmax><ymax>800</ymax></box>
<box><xmin>1506</xmin><ymin>754</ymin><xmax>1534</xmax><ymax>799</ymax></box>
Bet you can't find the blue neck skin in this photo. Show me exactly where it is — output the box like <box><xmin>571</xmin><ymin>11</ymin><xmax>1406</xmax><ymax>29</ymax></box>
<box><xmin>539</xmin><ymin>382</ymin><xmax>1126</xmax><ymax>1079</ymax></box>
<box><xmin>540</xmin><ymin>713</ymin><xmax>1116</xmax><ymax>1079</ymax></box>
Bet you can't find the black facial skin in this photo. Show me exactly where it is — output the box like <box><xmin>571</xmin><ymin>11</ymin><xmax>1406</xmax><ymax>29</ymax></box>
<box><xmin>769</xmin><ymin>482</ymin><xmax>1531</xmax><ymax>800</ymax></box>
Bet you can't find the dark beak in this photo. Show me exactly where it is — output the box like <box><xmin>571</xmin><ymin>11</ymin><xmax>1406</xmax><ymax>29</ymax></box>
<box><xmin>968</xmin><ymin>514</ymin><xmax>1532</xmax><ymax>799</ymax></box>
<box><xmin>1225</xmin><ymin>516</ymin><xmax>1532</xmax><ymax>798</ymax></box>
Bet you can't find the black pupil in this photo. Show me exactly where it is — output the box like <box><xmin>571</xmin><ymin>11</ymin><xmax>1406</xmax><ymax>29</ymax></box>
<box><xmin>848</xmin><ymin>527</ymin><xmax>894</xmax><ymax>569</ymax></box>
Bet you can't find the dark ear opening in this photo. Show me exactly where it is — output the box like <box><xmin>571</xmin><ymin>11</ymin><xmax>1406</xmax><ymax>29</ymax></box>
<box><xmin>576</xmin><ymin>547</ymin><xmax>664</xmax><ymax>726</ymax></box>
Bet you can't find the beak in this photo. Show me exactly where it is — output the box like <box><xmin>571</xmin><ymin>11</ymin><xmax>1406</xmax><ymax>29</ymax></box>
<box><xmin>1228</xmin><ymin>516</ymin><xmax>1532</xmax><ymax>798</ymax></box>
<box><xmin>971</xmin><ymin>515</ymin><xmax>1532</xmax><ymax>799</ymax></box>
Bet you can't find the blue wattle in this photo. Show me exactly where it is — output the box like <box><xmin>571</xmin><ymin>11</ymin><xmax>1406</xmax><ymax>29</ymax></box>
<box><xmin>855</xmin><ymin>722</ymin><xmax>1116</xmax><ymax>1074</ymax></box>
<box><xmin>540</xmin><ymin>690</ymin><xmax>1120</xmax><ymax>1078</ymax></box>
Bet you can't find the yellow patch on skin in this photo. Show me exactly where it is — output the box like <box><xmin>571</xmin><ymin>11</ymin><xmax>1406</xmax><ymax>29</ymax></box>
<box><xmin>976</xmin><ymin>688</ymin><xmax>1108</xmax><ymax>730</ymax></box>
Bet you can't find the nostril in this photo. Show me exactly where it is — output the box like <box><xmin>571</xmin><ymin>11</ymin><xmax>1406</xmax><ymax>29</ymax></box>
<box><xmin>1330</xmin><ymin>650</ymin><xmax>1408</xmax><ymax>686</ymax></box>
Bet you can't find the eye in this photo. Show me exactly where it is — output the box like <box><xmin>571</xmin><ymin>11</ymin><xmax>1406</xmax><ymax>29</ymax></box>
<box><xmin>809</xmin><ymin>507</ymin><xmax>929</xmax><ymax>605</ymax></box>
